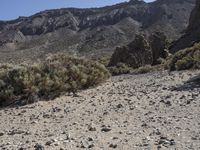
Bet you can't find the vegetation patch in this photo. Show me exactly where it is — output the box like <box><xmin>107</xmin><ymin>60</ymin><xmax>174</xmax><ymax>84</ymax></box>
<box><xmin>97</xmin><ymin>56</ymin><xmax>111</xmax><ymax>67</ymax></box>
<box><xmin>0</xmin><ymin>54</ymin><xmax>110</xmax><ymax>107</ymax></box>
<box><xmin>133</xmin><ymin>65</ymin><xmax>154</xmax><ymax>74</ymax></box>
<box><xmin>168</xmin><ymin>42</ymin><xmax>200</xmax><ymax>71</ymax></box>
<box><xmin>107</xmin><ymin>63</ymin><xmax>133</xmax><ymax>76</ymax></box>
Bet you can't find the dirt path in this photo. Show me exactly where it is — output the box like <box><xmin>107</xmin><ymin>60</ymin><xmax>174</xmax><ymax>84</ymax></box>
<box><xmin>0</xmin><ymin>70</ymin><xmax>200</xmax><ymax>150</ymax></box>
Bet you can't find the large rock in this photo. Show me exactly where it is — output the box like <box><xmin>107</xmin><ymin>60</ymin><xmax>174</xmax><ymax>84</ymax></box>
<box><xmin>109</xmin><ymin>32</ymin><xmax>168</xmax><ymax>68</ymax></box>
<box><xmin>109</xmin><ymin>35</ymin><xmax>153</xmax><ymax>68</ymax></box>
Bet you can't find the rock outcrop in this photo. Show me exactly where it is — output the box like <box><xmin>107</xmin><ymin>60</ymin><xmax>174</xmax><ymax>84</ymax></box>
<box><xmin>170</xmin><ymin>0</ymin><xmax>200</xmax><ymax>53</ymax></box>
<box><xmin>149</xmin><ymin>32</ymin><xmax>168</xmax><ymax>65</ymax></box>
<box><xmin>109</xmin><ymin>32</ymin><xmax>168</xmax><ymax>68</ymax></box>
<box><xmin>109</xmin><ymin>35</ymin><xmax>153</xmax><ymax>68</ymax></box>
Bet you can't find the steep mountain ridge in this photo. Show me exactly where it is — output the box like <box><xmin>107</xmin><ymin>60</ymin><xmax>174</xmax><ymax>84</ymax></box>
<box><xmin>0</xmin><ymin>0</ymin><xmax>196</xmax><ymax>63</ymax></box>
<box><xmin>170</xmin><ymin>0</ymin><xmax>200</xmax><ymax>52</ymax></box>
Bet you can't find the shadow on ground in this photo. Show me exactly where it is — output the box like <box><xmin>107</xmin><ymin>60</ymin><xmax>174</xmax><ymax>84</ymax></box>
<box><xmin>171</xmin><ymin>74</ymin><xmax>200</xmax><ymax>91</ymax></box>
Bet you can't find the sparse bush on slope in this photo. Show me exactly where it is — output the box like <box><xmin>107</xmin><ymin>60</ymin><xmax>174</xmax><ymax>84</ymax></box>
<box><xmin>0</xmin><ymin>54</ymin><xmax>110</xmax><ymax>107</ymax></box>
<box><xmin>134</xmin><ymin>65</ymin><xmax>154</xmax><ymax>74</ymax></box>
<box><xmin>97</xmin><ymin>56</ymin><xmax>111</xmax><ymax>67</ymax></box>
<box><xmin>108</xmin><ymin>63</ymin><xmax>133</xmax><ymax>76</ymax></box>
<box><xmin>168</xmin><ymin>42</ymin><xmax>200</xmax><ymax>71</ymax></box>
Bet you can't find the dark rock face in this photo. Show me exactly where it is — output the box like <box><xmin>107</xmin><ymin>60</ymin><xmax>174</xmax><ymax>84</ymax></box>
<box><xmin>188</xmin><ymin>0</ymin><xmax>200</xmax><ymax>31</ymax></box>
<box><xmin>170</xmin><ymin>0</ymin><xmax>200</xmax><ymax>53</ymax></box>
<box><xmin>0</xmin><ymin>0</ymin><xmax>196</xmax><ymax>63</ymax></box>
<box><xmin>109</xmin><ymin>35</ymin><xmax>153</xmax><ymax>68</ymax></box>
<box><xmin>109</xmin><ymin>32</ymin><xmax>168</xmax><ymax>68</ymax></box>
<box><xmin>149</xmin><ymin>32</ymin><xmax>168</xmax><ymax>65</ymax></box>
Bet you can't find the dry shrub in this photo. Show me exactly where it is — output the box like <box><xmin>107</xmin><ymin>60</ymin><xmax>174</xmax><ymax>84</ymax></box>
<box><xmin>134</xmin><ymin>65</ymin><xmax>153</xmax><ymax>74</ymax></box>
<box><xmin>0</xmin><ymin>54</ymin><xmax>110</xmax><ymax>107</ymax></box>
<box><xmin>107</xmin><ymin>63</ymin><xmax>133</xmax><ymax>76</ymax></box>
<box><xmin>168</xmin><ymin>42</ymin><xmax>200</xmax><ymax>71</ymax></box>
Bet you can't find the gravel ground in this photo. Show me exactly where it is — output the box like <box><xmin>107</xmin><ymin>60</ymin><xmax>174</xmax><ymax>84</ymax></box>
<box><xmin>0</xmin><ymin>70</ymin><xmax>200</xmax><ymax>150</ymax></box>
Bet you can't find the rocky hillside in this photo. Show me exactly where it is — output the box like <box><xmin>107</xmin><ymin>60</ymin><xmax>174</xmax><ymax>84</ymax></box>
<box><xmin>0</xmin><ymin>0</ymin><xmax>195</xmax><ymax>63</ymax></box>
<box><xmin>170</xmin><ymin>0</ymin><xmax>200</xmax><ymax>52</ymax></box>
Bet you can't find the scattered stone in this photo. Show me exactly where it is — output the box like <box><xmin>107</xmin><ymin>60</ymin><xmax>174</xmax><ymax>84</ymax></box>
<box><xmin>80</xmin><ymin>141</ymin><xmax>86</xmax><ymax>148</ymax></box>
<box><xmin>52</xmin><ymin>106</ymin><xmax>62</xmax><ymax>113</ymax></box>
<box><xmin>109</xmin><ymin>144</ymin><xmax>117</xmax><ymax>148</ymax></box>
<box><xmin>88</xmin><ymin>137</ymin><xmax>93</xmax><ymax>141</ymax></box>
<box><xmin>112</xmin><ymin>137</ymin><xmax>119</xmax><ymax>140</ymax></box>
<box><xmin>8</xmin><ymin>130</ymin><xmax>25</xmax><ymax>135</ymax></box>
<box><xmin>141</xmin><ymin>123</ymin><xmax>148</xmax><ymax>128</ymax></box>
<box><xmin>0</xmin><ymin>132</ymin><xmax>4</xmax><ymax>136</ymax></box>
<box><xmin>34</xmin><ymin>143</ymin><xmax>44</xmax><ymax>150</ymax></box>
<box><xmin>88</xmin><ymin>144</ymin><xmax>95</xmax><ymax>148</ymax></box>
<box><xmin>160</xmin><ymin>100</ymin><xmax>172</xmax><ymax>106</ymax></box>
<box><xmin>101</xmin><ymin>127</ymin><xmax>111</xmax><ymax>132</ymax></box>
<box><xmin>45</xmin><ymin>140</ymin><xmax>53</xmax><ymax>146</ymax></box>
<box><xmin>116</xmin><ymin>104</ymin><xmax>123</xmax><ymax>108</ymax></box>
<box><xmin>158</xmin><ymin>137</ymin><xmax>175</xmax><ymax>146</ymax></box>
<box><xmin>88</xmin><ymin>125</ymin><xmax>97</xmax><ymax>131</ymax></box>
<box><xmin>47</xmin><ymin>133</ymin><xmax>54</xmax><ymax>137</ymax></box>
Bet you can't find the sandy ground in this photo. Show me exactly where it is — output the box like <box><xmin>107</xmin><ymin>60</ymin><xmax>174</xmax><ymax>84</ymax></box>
<box><xmin>0</xmin><ymin>70</ymin><xmax>200</xmax><ymax>150</ymax></box>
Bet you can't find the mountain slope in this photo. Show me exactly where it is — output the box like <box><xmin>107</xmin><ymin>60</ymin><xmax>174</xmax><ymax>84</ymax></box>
<box><xmin>170</xmin><ymin>0</ymin><xmax>200</xmax><ymax>53</ymax></box>
<box><xmin>0</xmin><ymin>0</ymin><xmax>196</xmax><ymax>63</ymax></box>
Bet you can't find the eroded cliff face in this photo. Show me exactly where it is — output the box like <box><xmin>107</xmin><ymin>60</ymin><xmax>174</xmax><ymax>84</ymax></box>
<box><xmin>0</xmin><ymin>0</ymin><xmax>196</xmax><ymax>63</ymax></box>
<box><xmin>170</xmin><ymin>0</ymin><xmax>200</xmax><ymax>53</ymax></box>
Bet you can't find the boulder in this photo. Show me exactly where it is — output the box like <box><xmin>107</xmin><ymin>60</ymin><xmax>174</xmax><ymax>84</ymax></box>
<box><xmin>109</xmin><ymin>34</ymin><xmax>153</xmax><ymax>68</ymax></box>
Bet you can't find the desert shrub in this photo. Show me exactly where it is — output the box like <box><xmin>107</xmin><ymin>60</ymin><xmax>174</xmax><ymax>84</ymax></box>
<box><xmin>0</xmin><ymin>54</ymin><xmax>110</xmax><ymax>107</ymax></box>
<box><xmin>134</xmin><ymin>65</ymin><xmax>153</xmax><ymax>74</ymax></box>
<box><xmin>175</xmin><ymin>56</ymin><xmax>195</xmax><ymax>70</ymax></box>
<box><xmin>97</xmin><ymin>56</ymin><xmax>111</xmax><ymax>67</ymax></box>
<box><xmin>168</xmin><ymin>42</ymin><xmax>200</xmax><ymax>71</ymax></box>
<box><xmin>108</xmin><ymin>63</ymin><xmax>133</xmax><ymax>76</ymax></box>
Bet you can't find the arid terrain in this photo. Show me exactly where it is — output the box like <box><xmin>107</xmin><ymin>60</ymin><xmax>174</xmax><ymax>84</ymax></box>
<box><xmin>0</xmin><ymin>70</ymin><xmax>199</xmax><ymax>150</ymax></box>
<box><xmin>0</xmin><ymin>0</ymin><xmax>196</xmax><ymax>63</ymax></box>
<box><xmin>0</xmin><ymin>1</ymin><xmax>200</xmax><ymax>149</ymax></box>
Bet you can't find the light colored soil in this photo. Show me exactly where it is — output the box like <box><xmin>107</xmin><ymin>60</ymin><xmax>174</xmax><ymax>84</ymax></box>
<box><xmin>0</xmin><ymin>70</ymin><xmax>200</xmax><ymax>150</ymax></box>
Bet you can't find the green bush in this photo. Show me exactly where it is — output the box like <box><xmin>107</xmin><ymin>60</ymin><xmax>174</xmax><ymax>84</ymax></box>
<box><xmin>134</xmin><ymin>65</ymin><xmax>153</xmax><ymax>74</ymax></box>
<box><xmin>97</xmin><ymin>56</ymin><xmax>111</xmax><ymax>67</ymax></box>
<box><xmin>168</xmin><ymin>42</ymin><xmax>200</xmax><ymax>71</ymax></box>
<box><xmin>108</xmin><ymin>63</ymin><xmax>133</xmax><ymax>76</ymax></box>
<box><xmin>107</xmin><ymin>63</ymin><xmax>159</xmax><ymax>76</ymax></box>
<box><xmin>175</xmin><ymin>56</ymin><xmax>195</xmax><ymax>70</ymax></box>
<box><xmin>0</xmin><ymin>54</ymin><xmax>110</xmax><ymax>107</ymax></box>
